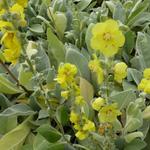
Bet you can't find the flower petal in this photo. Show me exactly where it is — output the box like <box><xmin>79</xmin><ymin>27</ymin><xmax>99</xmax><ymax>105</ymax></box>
<box><xmin>113</xmin><ymin>30</ymin><xmax>125</xmax><ymax>47</ymax></box>
<box><xmin>92</xmin><ymin>23</ymin><xmax>106</xmax><ymax>35</ymax></box>
<box><xmin>105</xmin><ymin>19</ymin><xmax>119</xmax><ymax>31</ymax></box>
<box><xmin>91</xmin><ymin>36</ymin><xmax>102</xmax><ymax>50</ymax></box>
<box><xmin>100</xmin><ymin>43</ymin><xmax>118</xmax><ymax>57</ymax></box>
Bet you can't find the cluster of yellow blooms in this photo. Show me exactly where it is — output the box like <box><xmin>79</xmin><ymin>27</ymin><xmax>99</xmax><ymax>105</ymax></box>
<box><xmin>70</xmin><ymin>111</ymin><xmax>95</xmax><ymax>140</ymax></box>
<box><xmin>89</xmin><ymin>58</ymin><xmax>128</xmax><ymax>84</ymax></box>
<box><xmin>89</xmin><ymin>19</ymin><xmax>127</xmax><ymax>84</ymax></box>
<box><xmin>0</xmin><ymin>0</ymin><xmax>27</xmax><ymax>64</ymax></box>
<box><xmin>91</xmin><ymin>19</ymin><xmax>125</xmax><ymax>57</ymax></box>
<box><xmin>73</xmin><ymin>19</ymin><xmax>125</xmax><ymax>139</ymax></box>
<box><xmin>92</xmin><ymin>97</ymin><xmax>121</xmax><ymax>123</ymax></box>
<box><xmin>70</xmin><ymin>94</ymin><xmax>95</xmax><ymax>140</ymax></box>
<box><xmin>138</xmin><ymin>68</ymin><xmax>150</xmax><ymax>94</ymax></box>
<box><xmin>114</xmin><ymin>62</ymin><xmax>128</xmax><ymax>83</ymax></box>
<box><xmin>55</xmin><ymin>63</ymin><xmax>77</xmax><ymax>89</ymax></box>
<box><xmin>56</xmin><ymin>63</ymin><xmax>96</xmax><ymax>140</ymax></box>
<box><xmin>55</xmin><ymin>19</ymin><xmax>126</xmax><ymax>141</ymax></box>
<box><xmin>55</xmin><ymin>63</ymin><xmax>78</xmax><ymax>100</ymax></box>
<box><xmin>55</xmin><ymin>63</ymin><xmax>77</xmax><ymax>99</ymax></box>
<box><xmin>69</xmin><ymin>95</ymin><xmax>121</xmax><ymax>139</ymax></box>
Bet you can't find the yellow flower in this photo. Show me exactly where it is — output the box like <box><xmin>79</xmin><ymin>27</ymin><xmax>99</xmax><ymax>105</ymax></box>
<box><xmin>75</xmin><ymin>130</ymin><xmax>88</xmax><ymax>140</ymax></box>
<box><xmin>138</xmin><ymin>68</ymin><xmax>150</xmax><ymax>94</ymax></box>
<box><xmin>3</xmin><ymin>49</ymin><xmax>20</xmax><ymax>64</ymax></box>
<box><xmin>138</xmin><ymin>79</ymin><xmax>148</xmax><ymax>91</ymax></box>
<box><xmin>82</xmin><ymin>120</ymin><xmax>95</xmax><ymax>132</ymax></box>
<box><xmin>61</xmin><ymin>90</ymin><xmax>69</xmax><ymax>100</ymax></box>
<box><xmin>16</xmin><ymin>0</ymin><xmax>28</xmax><ymax>8</ymax></box>
<box><xmin>75</xmin><ymin>96</ymin><xmax>85</xmax><ymax>105</ymax></box>
<box><xmin>144</xmin><ymin>68</ymin><xmax>150</xmax><ymax>79</ymax></box>
<box><xmin>10</xmin><ymin>3</ymin><xmax>24</xmax><ymax>18</ymax></box>
<box><xmin>1</xmin><ymin>31</ymin><xmax>21</xmax><ymax>64</ymax></box>
<box><xmin>10</xmin><ymin>3</ymin><xmax>26</xmax><ymax>27</ymax></box>
<box><xmin>88</xmin><ymin>55</ymin><xmax>104</xmax><ymax>84</ymax></box>
<box><xmin>91</xmin><ymin>19</ymin><xmax>125</xmax><ymax>57</ymax></box>
<box><xmin>138</xmin><ymin>79</ymin><xmax>150</xmax><ymax>94</ymax></box>
<box><xmin>0</xmin><ymin>21</ymin><xmax>13</xmax><ymax>30</ymax></box>
<box><xmin>70</xmin><ymin>111</ymin><xmax>79</xmax><ymax>124</ymax></box>
<box><xmin>98</xmin><ymin>103</ymin><xmax>121</xmax><ymax>123</ymax></box>
<box><xmin>92</xmin><ymin>97</ymin><xmax>105</xmax><ymax>111</ymax></box>
<box><xmin>55</xmin><ymin>63</ymin><xmax>77</xmax><ymax>88</ymax></box>
<box><xmin>114</xmin><ymin>62</ymin><xmax>127</xmax><ymax>83</ymax></box>
<box><xmin>144</xmin><ymin>81</ymin><xmax>150</xmax><ymax>94</ymax></box>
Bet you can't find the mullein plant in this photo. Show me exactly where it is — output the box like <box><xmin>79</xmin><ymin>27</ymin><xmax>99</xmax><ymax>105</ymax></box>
<box><xmin>55</xmin><ymin>63</ymin><xmax>96</xmax><ymax>140</ymax></box>
<box><xmin>54</xmin><ymin>19</ymin><xmax>126</xmax><ymax>144</ymax></box>
<box><xmin>0</xmin><ymin>0</ymin><xmax>150</xmax><ymax>150</ymax></box>
<box><xmin>54</xmin><ymin>19</ymin><xmax>149</xmax><ymax>149</ymax></box>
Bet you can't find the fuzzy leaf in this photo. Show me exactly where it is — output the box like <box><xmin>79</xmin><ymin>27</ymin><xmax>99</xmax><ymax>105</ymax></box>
<box><xmin>65</xmin><ymin>48</ymin><xmax>90</xmax><ymax>81</ymax></box>
<box><xmin>0</xmin><ymin>74</ymin><xmax>23</xmax><ymax>94</ymax></box>
<box><xmin>29</xmin><ymin>24</ymin><xmax>44</xmax><ymax>34</ymax></box>
<box><xmin>124</xmin><ymin>102</ymin><xmax>143</xmax><ymax>133</ymax></box>
<box><xmin>19</xmin><ymin>66</ymin><xmax>33</xmax><ymax>89</ymax></box>
<box><xmin>143</xmin><ymin>106</ymin><xmax>150</xmax><ymax>120</ymax></box>
<box><xmin>126</xmin><ymin>0</ymin><xmax>149</xmax><ymax>26</ymax></box>
<box><xmin>33</xmin><ymin>134</ymin><xmax>50</xmax><ymax>150</ymax></box>
<box><xmin>37</xmin><ymin>124</ymin><xmax>62</xmax><ymax>143</ymax></box>
<box><xmin>113</xmin><ymin>3</ymin><xmax>126</xmax><ymax>23</ymax></box>
<box><xmin>124</xmin><ymin>139</ymin><xmax>146</xmax><ymax>150</ymax></box>
<box><xmin>0</xmin><ymin>116</ymin><xmax>17</xmax><ymax>135</ymax></box>
<box><xmin>124</xmin><ymin>132</ymin><xmax>144</xmax><ymax>143</ymax></box>
<box><xmin>54</xmin><ymin>12</ymin><xmax>67</xmax><ymax>37</ymax></box>
<box><xmin>0</xmin><ymin>118</ymin><xmax>31</xmax><ymax>150</ymax></box>
<box><xmin>47</xmin><ymin>28</ymin><xmax>66</xmax><ymax>66</ymax></box>
<box><xmin>56</xmin><ymin>105</ymin><xmax>69</xmax><ymax>126</ymax></box>
<box><xmin>0</xmin><ymin>94</ymin><xmax>11</xmax><ymax>111</ymax></box>
<box><xmin>136</xmin><ymin>32</ymin><xmax>150</xmax><ymax>69</ymax></box>
<box><xmin>0</xmin><ymin>104</ymin><xmax>35</xmax><ymax>117</ymax></box>
<box><xmin>76</xmin><ymin>0</ymin><xmax>92</xmax><ymax>11</ymax></box>
<box><xmin>109</xmin><ymin>90</ymin><xmax>136</xmax><ymax>110</ymax></box>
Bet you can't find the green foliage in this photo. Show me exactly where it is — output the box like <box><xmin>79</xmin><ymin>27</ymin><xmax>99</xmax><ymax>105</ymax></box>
<box><xmin>1</xmin><ymin>0</ymin><xmax>150</xmax><ymax>149</ymax></box>
<box><xmin>65</xmin><ymin>48</ymin><xmax>91</xmax><ymax>81</ymax></box>
<box><xmin>0</xmin><ymin>75</ymin><xmax>23</xmax><ymax>94</ymax></box>
<box><xmin>47</xmin><ymin>27</ymin><xmax>66</xmax><ymax>67</ymax></box>
<box><xmin>56</xmin><ymin>105</ymin><xmax>69</xmax><ymax>126</ymax></box>
<box><xmin>0</xmin><ymin>117</ymin><xmax>31</xmax><ymax>150</ymax></box>
<box><xmin>0</xmin><ymin>104</ymin><xmax>35</xmax><ymax>117</ymax></box>
<box><xmin>109</xmin><ymin>90</ymin><xmax>136</xmax><ymax>110</ymax></box>
<box><xmin>136</xmin><ymin>32</ymin><xmax>150</xmax><ymax>69</ymax></box>
<box><xmin>124</xmin><ymin>139</ymin><xmax>147</xmax><ymax>150</ymax></box>
<box><xmin>37</xmin><ymin>124</ymin><xmax>62</xmax><ymax>143</ymax></box>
